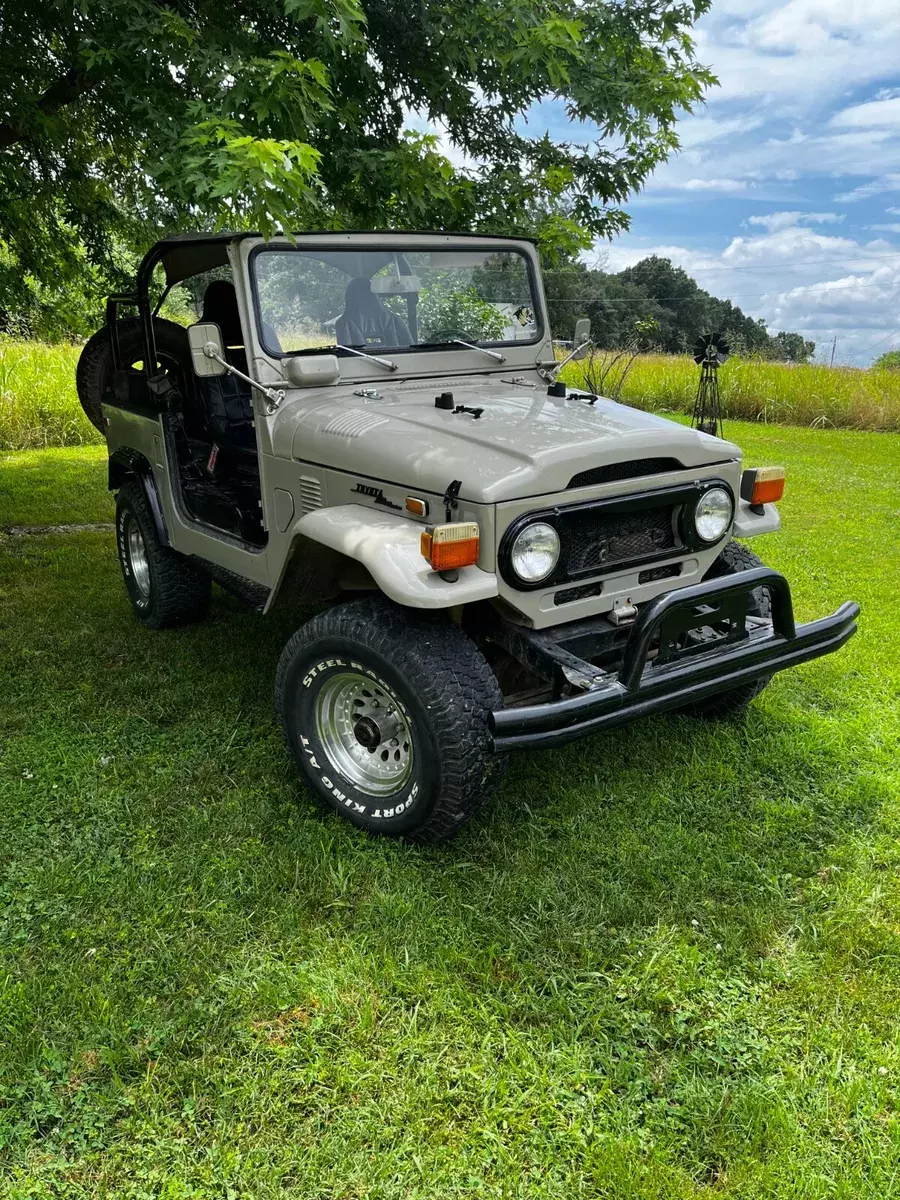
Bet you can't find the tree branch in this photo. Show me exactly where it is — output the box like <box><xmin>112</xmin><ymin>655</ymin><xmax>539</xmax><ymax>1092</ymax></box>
<box><xmin>0</xmin><ymin>65</ymin><xmax>91</xmax><ymax>150</ymax></box>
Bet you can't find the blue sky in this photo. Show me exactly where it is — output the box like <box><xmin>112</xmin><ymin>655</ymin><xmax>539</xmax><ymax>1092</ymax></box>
<box><xmin>553</xmin><ymin>0</ymin><xmax>900</xmax><ymax>363</ymax></box>
<box><xmin>428</xmin><ymin>1</ymin><xmax>897</xmax><ymax>363</ymax></box>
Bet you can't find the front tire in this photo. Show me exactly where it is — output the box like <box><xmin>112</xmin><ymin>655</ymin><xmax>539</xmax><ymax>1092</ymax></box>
<box><xmin>275</xmin><ymin>597</ymin><xmax>506</xmax><ymax>842</ymax></box>
<box><xmin>680</xmin><ymin>540</ymin><xmax>772</xmax><ymax>719</ymax></box>
<box><xmin>115</xmin><ymin>479</ymin><xmax>211</xmax><ymax>629</ymax></box>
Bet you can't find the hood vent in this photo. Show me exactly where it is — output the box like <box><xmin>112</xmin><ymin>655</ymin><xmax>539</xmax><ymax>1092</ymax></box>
<box><xmin>568</xmin><ymin>457</ymin><xmax>683</xmax><ymax>490</ymax></box>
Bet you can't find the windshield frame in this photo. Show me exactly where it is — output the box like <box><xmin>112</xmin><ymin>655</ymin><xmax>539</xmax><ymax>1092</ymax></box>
<box><xmin>247</xmin><ymin>240</ymin><xmax>545</xmax><ymax>361</ymax></box>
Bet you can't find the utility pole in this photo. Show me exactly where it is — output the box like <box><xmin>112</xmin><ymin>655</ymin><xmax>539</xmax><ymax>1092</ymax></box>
<box><xmin>830</xmin><ymin>335</ymin><xmax>837</xmax><ymax>367</ymax></box>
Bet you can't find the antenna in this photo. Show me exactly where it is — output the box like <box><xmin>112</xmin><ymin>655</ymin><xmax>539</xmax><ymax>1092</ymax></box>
<box><xmin>691</xmin><ymin>333</ymin><xmax>729</xmax><ymax>438</ymax></box>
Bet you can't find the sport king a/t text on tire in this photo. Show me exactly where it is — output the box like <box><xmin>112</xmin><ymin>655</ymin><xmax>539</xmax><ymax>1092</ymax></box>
<box><xmin>275</xmin><ymin>597</ymin><xmax>506</xmax><ymax>842</ymax></box>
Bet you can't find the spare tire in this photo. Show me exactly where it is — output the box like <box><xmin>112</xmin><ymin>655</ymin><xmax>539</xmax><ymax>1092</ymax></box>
<box><xmin>76</xmin><ymin>317</ymin><xmax>191</xmax><ymax>433</ymax></box>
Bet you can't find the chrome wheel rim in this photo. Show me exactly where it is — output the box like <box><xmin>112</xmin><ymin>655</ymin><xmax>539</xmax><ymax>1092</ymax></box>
<box><xmin>127</xmin><ymin>523</ymin><xmax>151</xmax><ymax>598</ymax></box>
<box><xmin>315</xmin><ymin>671</ymin><xmax>413</xmax><ymax>796</ymax></box>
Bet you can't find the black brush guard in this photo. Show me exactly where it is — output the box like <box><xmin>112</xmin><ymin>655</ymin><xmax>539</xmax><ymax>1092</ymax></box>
<box><xmin>490</xmin><ymin>568</ymin><xmax>859</xmax><ymax>752</ymax></box>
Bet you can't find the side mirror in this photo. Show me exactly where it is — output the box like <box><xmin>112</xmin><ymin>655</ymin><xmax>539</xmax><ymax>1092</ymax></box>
<box><xmin>188</xmin><ymin>323</ymin><xmax>227</xmax><ymax>377</ymax></box>
<box><xmin>574</xmin><ymin>317</ymin><xmax>591</xmax><ymax>349</ymax></box>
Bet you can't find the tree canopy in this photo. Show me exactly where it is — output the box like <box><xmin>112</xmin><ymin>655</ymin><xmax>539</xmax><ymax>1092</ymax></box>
<box><xmin>545</xmin><ymin>255</ymin><xmax>817</xmax><ymax>362</ymax></box>
<box><xmin>0</xmin><ymin>0</ymin><xmax>713</xmax><ymax>334</ymax></box>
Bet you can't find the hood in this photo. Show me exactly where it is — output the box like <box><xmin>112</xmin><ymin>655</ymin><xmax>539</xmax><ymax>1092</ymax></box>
<box><xmin>275</xmin><ymin>375</ymin><xmax>741</xmax><ymax>503</ymax></box>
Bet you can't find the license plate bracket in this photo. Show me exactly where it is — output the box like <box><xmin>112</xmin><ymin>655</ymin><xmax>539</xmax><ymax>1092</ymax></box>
<box><xmin>655</xmin><ymin>589</ymin><xmax>753</xmax><ymax>665</ymax></box>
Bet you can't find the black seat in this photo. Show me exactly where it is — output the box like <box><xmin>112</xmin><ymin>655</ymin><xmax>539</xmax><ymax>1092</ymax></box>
<box><xmin>335</xmin><ymin>277</ymin><xmax>412</xmax><ymax>348</ymax></box>
<box><xmin>198</xmin><ymin>280</ymin><xmax>256</xmax><ymax>453</ymax></box>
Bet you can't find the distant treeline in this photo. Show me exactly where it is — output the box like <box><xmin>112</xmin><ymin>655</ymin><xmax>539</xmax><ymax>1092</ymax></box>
<box><xmin>545</xmin><ymin>255</ymin><xmax>816</xmax><ymax>363</ymax></box>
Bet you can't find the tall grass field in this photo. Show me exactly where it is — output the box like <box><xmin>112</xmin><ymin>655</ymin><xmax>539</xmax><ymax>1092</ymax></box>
<box><xmin>566</xmin><ymin>353</ymin><xmax>900</xmax><ymax>432</ymax></box>
<box><xmin>2</xmin><ymin>338</ymin><xmax>900</xmax><ymax>451</ymax></box>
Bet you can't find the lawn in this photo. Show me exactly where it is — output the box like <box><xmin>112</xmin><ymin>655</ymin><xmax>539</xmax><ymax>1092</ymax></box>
<box><xmin>0</xmin><ymin>423</ymin><xmax>898</xmax><ymax>1198</ymax></box>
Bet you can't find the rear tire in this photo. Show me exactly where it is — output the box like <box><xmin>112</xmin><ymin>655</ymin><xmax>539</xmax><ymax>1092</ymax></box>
<box><xmin>679</xmin><ymin>540</ymin><xmax>772</xmax><ymax>719</ymax></box>
<box><xmin>115</xmin><ymin>479</ymin><xmax>211</xmax><ymax>629</ymax></box>
<box><xmin>275</xmin><ymin>597</ymin><xmax>507</xmax><ymax>843</ymax></box>
<box><xmin>76</xmin><ymin>317</ymin><xmax>190</xmax><ymax>432</ymax></box>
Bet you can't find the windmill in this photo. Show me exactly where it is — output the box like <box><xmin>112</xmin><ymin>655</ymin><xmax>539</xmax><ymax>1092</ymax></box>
<box><xmin>691</xmin><ymin>333</ymin><xmax>729</xmax><ymax>438</ymax></box>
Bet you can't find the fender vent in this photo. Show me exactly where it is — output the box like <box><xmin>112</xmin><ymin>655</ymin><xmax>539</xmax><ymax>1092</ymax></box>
<box><xmin>298</xmin><ymin>476</ymin><xmax>324</xmax><ymax>514</ymax></box>
<box><xmin>568</xmin><ymin>458</ymin><xmax>683</xmax><ymax>490</ymax></box>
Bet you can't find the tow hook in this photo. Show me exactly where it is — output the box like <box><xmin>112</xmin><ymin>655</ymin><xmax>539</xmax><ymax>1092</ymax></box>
<box><xmin>609</xmin><ymin>599</ymin><xmax>638</xmax><ymax>626</ymax></box>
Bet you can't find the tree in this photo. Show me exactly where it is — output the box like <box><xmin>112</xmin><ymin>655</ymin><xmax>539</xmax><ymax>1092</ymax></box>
<box><xmin>540</xmin><ymin>255</ymin><xmax>814</xmax><ymax>359</ymax></box>
<box><xmin>0</xmin><ymin>0</ymin><xmax>714</xmax><ymax>328</ymax></box>
<box><xmin>771</xmin><ymin>330</ymin><xmax>816</xmax><ymax>364</ymax></box>
<box><xmin>873</xmin><ymin>349</ymin><xmax>900</xmax><ymax>371</ymax></box>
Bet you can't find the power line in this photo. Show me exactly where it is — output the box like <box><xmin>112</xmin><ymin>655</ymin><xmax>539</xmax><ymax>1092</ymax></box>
<box><xmin>546</xmin><ymin>273</ymin><xmax>900</xmax><ymax>304</ymax></box>
<box><xmin>845</xmin><ymin>326</ymin><xmax>900</xmax><ymax>360</ymax></box>
<box><xmin>610</xmin><ymin>250</ymin><xmax>900</xmax><ymax>275</ymax></box>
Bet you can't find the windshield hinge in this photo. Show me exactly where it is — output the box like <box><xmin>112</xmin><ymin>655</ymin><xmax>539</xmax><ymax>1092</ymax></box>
<box><xmin>443</xmin><ymin>479</ymin><xmax>462</xmax><ymax>522</ymax></box>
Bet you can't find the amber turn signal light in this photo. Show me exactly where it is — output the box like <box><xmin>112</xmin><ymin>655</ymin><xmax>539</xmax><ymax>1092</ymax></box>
<box><xmin>421</xmin><ymin>521</ymin><xmax>480</xmax><ymax>571</ymax></box>
<box><xmin>741</xmin><ymin>466</ymin><xmax>785</xmax><ymax>507</ymax></box>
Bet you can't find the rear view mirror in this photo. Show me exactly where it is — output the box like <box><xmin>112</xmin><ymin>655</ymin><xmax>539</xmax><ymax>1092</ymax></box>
<box><xmin>188</xmin><ymin>323</ymin><xmax>227</xmax><ymax>377</ymax></box>
<box><xmin>574</xmin><ymin>317</ymin><xmax>591</xmax><ymax>349</ymax></box>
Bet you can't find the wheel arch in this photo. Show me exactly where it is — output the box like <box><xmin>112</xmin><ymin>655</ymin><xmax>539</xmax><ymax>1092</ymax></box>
<box><xmin>109</xmin><ymin>449</ymin><xmax>169</xmax><ymax>548</ymax></box>
<box><xmin>264</xmin><ymin>504</ymin><xmax>499</xmax><ymax>614</ymax></box>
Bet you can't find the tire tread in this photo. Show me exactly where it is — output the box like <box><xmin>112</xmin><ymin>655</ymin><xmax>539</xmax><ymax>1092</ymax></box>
<box><xmin>275</xmin><ymin>597</ymin><xmax>506</xmax><ymax>843</ymax></box>
<box><xmin>117</xmin><ymin>479</ymin><xmax>210</xmax><ymax>628</ymax></box>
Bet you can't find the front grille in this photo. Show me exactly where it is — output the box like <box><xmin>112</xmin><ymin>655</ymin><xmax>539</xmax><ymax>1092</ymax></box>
<box><xmin>568</xmin><ymin>457</ymin><xmax>682</xmax><ymax>490</ymax></box>
<box><xmin>565</xmin><ymin>506</ymin><xmax>677</xmax><ymax>575</ymax></box>
<box><xmin>498</xmin><ymin>480</ymin><xmax>711</xmax><ymax>592</ymax></box>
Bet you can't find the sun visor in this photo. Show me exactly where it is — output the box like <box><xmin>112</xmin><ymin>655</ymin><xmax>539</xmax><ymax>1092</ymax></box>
<box><xmin>428</xmin><ymin>250</ymin><xmax>493</xmax><ymax>268</ymax></box>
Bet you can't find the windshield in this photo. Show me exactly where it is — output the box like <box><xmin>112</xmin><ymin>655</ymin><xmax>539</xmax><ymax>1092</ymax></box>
<box><xmin>251</xmin><ymin>246</ymin><xmax>540</xmax><ymax>357</ymax></box>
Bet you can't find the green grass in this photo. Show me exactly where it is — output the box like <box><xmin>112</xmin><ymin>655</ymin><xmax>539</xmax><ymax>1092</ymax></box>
<box><xmin>2</xmin><ymin>338</ymin><xmax>900</xmax><ymax>452</ymax></box>
<box><xmin>0</xmin><ymin>425</ymin><xmax>898</xmax><ymax>1198</ymax></box>
<box><xmin>566</xmin><ymin>353</ymin><xmax>900</xmax><ymax>432</ymax></box>
<box><xmin>0</xmin><ymin>340</ymin><xmax>95</xmax><ymax>452</ymax></box>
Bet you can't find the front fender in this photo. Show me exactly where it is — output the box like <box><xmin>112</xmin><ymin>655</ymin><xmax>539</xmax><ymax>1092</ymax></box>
<box><xmin>273</xmin><ymin>504</ymin><xmax>499</xmax><ymax>610</ymax></box>
<box><xmin>732</xmin><ymin>498</ymin><xmax>781</xmax><ymax>539</ymax></box>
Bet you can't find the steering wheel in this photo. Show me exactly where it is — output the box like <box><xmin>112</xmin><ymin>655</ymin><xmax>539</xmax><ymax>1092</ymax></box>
<box><xmin>427</xmin><ymin>327</ymin><xmax>480</xmax><ymax>344</ymax></box>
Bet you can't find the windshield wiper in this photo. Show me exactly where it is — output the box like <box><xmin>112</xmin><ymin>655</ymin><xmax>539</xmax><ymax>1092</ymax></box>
<box><xmin>449</xmin><ymin>338</ymin><xmax>506</xmax><ymax>364</ymax></box>
<box><xmin>336</xmin><ymin>345</ymin><xmax>398</xmax><ymax>371</ymax></box>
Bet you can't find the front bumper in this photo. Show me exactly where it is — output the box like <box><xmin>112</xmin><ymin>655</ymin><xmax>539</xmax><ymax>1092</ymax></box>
<box><xmin>490</xmin><ymin>568</ymin><xmax>859</xmax><ymax>752</ymax></box>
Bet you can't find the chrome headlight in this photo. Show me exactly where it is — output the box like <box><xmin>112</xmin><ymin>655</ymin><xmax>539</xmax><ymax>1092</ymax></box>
<box><xmin>694</xmin><ymin>486</ymin><xmax>733</xmax><ymax>542</ymax></box>
<box><xmin>510</xmin><ymin>521</ymin><xmax>560</xmax><ymax>583</ymax></box>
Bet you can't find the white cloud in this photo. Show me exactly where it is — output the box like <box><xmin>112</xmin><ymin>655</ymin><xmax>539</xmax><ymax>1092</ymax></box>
<box><xmin>834</xmin><ymin>174</ymin><xmax>900</xmax><ymax>203</ymax></box>
<box><xmin>604</xmin><ymin>226</ymin><xmax>900</xmax><ymax>362</ymax></box>
<box><xmin>746</xmin><ymin>212</ymin><xmax>844</xmax><ymax>232</ymax></box>
<box><xmin>831</xmin><ymin>97</ymin><xmax>900</xmax><ymax>129</ymax></box>
<box><xmin>869</xmin><ymin>224</ymin><xmax>900</xmax><ymax>234</ymax></box>
<box><xmin>674</xmin><ymin>178</ymin><xmax>752</xmax><ymax>193</ymax></box>
<box><xmin>887</xmin><ymin>207</ymin><xmax>900</xmax><ymax>216</ymax></box>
